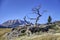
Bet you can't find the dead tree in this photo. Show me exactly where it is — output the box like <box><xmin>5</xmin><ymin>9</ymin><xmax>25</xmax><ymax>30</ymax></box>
<box><xmin>29</xmin><ymin>5</ymin><xmax>47</xmax><ymax>26</ymax></box>
<box><xmin>33</xmin><ymin>8</ymin><xmax>41</xmax><ymax>25</ymax></box>
<box><xmin>29</xmin><ymin>5</ymin><xmax>42</xmax><ymax>26</ymax></box>
<box><xmin>23</xmin><ymin>16</ymin><xmax>31</xmax><ymax>26</ymax></box>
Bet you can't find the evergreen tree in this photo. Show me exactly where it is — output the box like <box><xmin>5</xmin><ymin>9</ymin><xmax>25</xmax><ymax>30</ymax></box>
<box><xmin>48</xmin><ymin>16</ymin><xmax>52</xmax><ymax>24</ymax></box>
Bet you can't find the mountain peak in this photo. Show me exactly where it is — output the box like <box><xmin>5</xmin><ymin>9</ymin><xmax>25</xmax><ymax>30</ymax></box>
<box><xmin>1</xmin><ymin>19</ymin><xmax>31</xmax><ymax>28</ymax></box>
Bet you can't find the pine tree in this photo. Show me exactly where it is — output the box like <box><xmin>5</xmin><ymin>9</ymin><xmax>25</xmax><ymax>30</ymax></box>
<box><xmin>48</xmin><ymin>16</ymin><xmax>52</xmax><ymax>24</ymax></box>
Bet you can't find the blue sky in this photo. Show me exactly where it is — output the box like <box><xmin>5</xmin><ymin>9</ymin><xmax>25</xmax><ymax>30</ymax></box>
<box><xmin>0</xmin><ymin>0</ymin><xmax>60</xmax><ymax>24</ymax></box>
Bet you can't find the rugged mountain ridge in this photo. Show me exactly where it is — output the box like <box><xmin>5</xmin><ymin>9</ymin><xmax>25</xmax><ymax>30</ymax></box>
<box><xmin>0</xmin><ymin>20</ymin><xmax>60</xmax><ymax>28</ymax></box>
<box><xmin>0</xmin><ymin>19</ymin><xmax>31</xmax><ymax>28</ymax></box>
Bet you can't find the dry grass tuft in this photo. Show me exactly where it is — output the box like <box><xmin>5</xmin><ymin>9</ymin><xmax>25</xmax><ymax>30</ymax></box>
<box><xmin>0</xmin><ymin>28</ymin><xmax>11</xmax><ymax>40</ymax></box>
